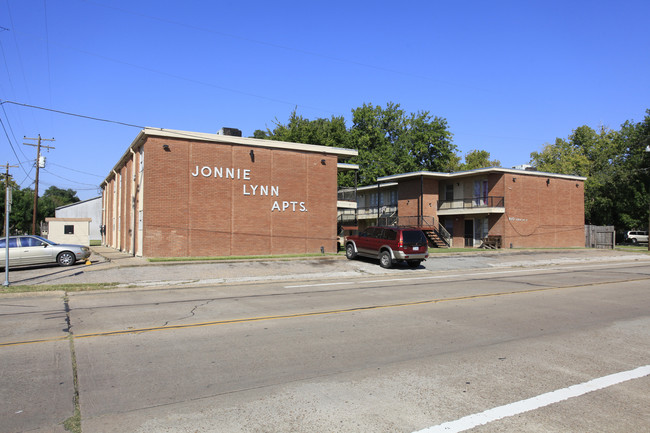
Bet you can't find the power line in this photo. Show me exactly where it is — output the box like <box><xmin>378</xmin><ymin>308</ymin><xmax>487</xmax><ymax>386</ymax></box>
<box><xmin>41</xmin><ymin>168</ymin><xmax>99</xmax><ymax>187</ymax></box>
<box><xmin>78</xmin><ymin>0</ymin><xmax>475</xmax><ymax>90</ymax></box>
<box><xmin>7</xmin><ymin>27</ymin><xmax>341</xmax><ymax>116</ymax></box>
<box><xmin>0</xmin><ymin>100</ymin><xmax>145</xmax><ymax>129</ymax></box>
<box><xmin>48</xmin><ymin>162</ymin><xmax>104</xmax><ymax>178</ymax></box>
<box><xmin>0</xmin><ymin>114</ymin><xmax>30</xmax><ymax>179</ymax></box>
<box><xmin>1</xmin><ymin>99</ymin><xmax>31</xmax><ymax>162</ymax></box>
<box><xmin>24</xmin><ymin>134</ymin><xmax>55</xmax><ymax>234</ymax></box>
<box><xmin>4</xmin><ymin>1</ymin><xmax>41</xmax><ymax>131</ymax></box>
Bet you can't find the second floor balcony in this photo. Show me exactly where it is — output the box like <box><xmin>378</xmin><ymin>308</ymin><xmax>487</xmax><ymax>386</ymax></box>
<box><xmin>437</xmin><ymin>196</ymin><xmax>505</xmax><ymax>216</ymax></box>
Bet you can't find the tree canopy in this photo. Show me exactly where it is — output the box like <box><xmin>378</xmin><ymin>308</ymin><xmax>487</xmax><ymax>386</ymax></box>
<box><xmin>457</xmin><ymin>149</ymin><xmax>501</xmax><ymax>171</ymax></box>
<box><xmin>530</xmin><ymin>109</ymin><xmax>650</xmax><ymax>229</ymax></box>
<box><xmin>255</xmin><ymin>102</ymin><xmax>460</xmax><ymax>187</ymax></box>
<box><xmin>0</xmin><ymin>181</ymin><xmax>80</xmax><ymax>235</ymax></box>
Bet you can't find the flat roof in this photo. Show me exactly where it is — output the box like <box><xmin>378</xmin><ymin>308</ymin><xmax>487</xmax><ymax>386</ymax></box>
<box><xmin>141</xmin><ymin>128</ymin><xmax>358</xmax><ymax>158</ymax></box>
<box><xmin>378</xmin><ymin>167</ymin><xmax>587</xmax><ymax>182</ymax></box>
<box><xmin>102</xmin><ymin>128</ymin><xmax>358</xmax><ymax>186</ymax></box>
<box><xmin>356</xmin><ymin>182</ymin><xmax>398</xmax><ymax>192</ymax></box>
<box><xmin>337</xmin><ymin>163</ymin><xmax>359</xmax><ymax>172</ymax></box>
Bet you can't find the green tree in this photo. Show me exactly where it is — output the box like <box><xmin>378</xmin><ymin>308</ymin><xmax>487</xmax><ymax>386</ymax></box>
<box><xmin>0</xmin><ymin>182</ymin><xmax>80</xmax><ymax>235</ymax></box>
<box><xmin>38</xmin><ymin>186</ymin><xmax>80</xmax><ymax>223</ymax></box>
<box><xmin>458</xmin><ymin>149</ymin><xmax>501</xmax><ymax>171</ymax></box>
<box><xmin>254</xmin><ymin>109</ymin><xmax>355</xmax><ymax>186</ymax></box>
<box><xmin>610</xmin><ymin>110</ymin><xmax>650</xmax><ymax>230</ymax></box>
<box><xmin>0</xmin><ymin>175</ymin><xmax>20</xmax><ymax>235</ymax></box>
<box><xmin>256</xmin><ymin>102</ymin><xmax>462</xmax><ymax>186</ymax></box>
<box><xmin>350</xmin><ymin>102</ymin><xmax>457</xmax><ymax>184</ymax></box>
<box><xmin>530</xmin><ymin>110</ymin><xmax>650</xmax><ymax>229</ymax></box>
<box><xmin>255</xmin><ymin>110</ymin><xmax>351</xmax><ymax>149</ymax></box>
<box><xmin>6</xmin><ymin>187</ymin><xmax>34</xmax><ymax>235</ymax></box>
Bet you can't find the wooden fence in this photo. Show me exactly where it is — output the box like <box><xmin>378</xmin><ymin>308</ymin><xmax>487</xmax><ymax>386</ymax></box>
<box><xmin>585</xmin><ymin>225</ymin><xmax>615</xmax><ymax>249</ymax></box>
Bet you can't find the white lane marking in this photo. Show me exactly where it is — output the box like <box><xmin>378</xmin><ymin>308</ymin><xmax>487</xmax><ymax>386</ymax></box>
<box><xmin>284</xmin><ymin>261</ymin><xmax>647</xmax><ymax>289</ymax></box>
<box><xmin>413</xmin><ymin>365</ymin><xmax>650</xmax><ymax>433</ymax></box>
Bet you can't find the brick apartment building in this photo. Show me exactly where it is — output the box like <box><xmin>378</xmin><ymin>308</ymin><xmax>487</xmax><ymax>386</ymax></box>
<box><xmin>101</xmin><ymin>128</ymin><xmax>357</xmax><ymax>257</ymax></box>
<box><xmin>339</xmin><ymin>168</ymin><xmax>586</xmax><ymax>248</ymax></box>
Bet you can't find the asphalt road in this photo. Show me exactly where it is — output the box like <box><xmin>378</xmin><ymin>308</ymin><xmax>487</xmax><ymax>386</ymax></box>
<box><xmin>1</xmin><ymin>252</ymin><xmax>649</xmax><ymax>432</ymax></box>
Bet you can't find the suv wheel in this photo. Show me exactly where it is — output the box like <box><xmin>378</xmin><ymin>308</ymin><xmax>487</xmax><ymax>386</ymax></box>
<box><xmin>345</xmin><ymin>243</ymin><xmax>357</xmax><ymax>259</ymax></box>
<box><xmin>379</xmin><ymin>251</ymin><xmax>392</xmax><ymax>268</ymax></box>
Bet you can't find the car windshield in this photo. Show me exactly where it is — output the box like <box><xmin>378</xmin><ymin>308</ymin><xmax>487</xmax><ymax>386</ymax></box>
<box><xmin>32</xmin><ymin>235</ymin><xmax>56</xmax><ymax>245</ymax></box>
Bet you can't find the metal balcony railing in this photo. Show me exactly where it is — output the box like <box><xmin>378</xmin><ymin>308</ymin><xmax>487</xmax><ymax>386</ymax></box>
<box><xmin>438</xmin><ymin>196</ymin><xmax>505</xmax><ymax>210</ymax></box>
<box><xmin>337</xmin><ymin>188</ymin><xmax>357</xmax><ymax>203</ymax></box>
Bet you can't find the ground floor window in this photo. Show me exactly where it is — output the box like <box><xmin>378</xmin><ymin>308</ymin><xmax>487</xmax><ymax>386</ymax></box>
<box><xmin>475</xmin><ymin>217</ymin><xmax>488</xmax><ymax>243</ymax></box>
<box><xmin>464</xmin><ymin>217</ymin><xmax>489</xmax><ymax>247</ymax></box>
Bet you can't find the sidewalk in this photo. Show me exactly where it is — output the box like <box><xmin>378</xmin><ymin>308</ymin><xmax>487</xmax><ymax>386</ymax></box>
<box><xmin>5</xmin><ymin>246</ymin><xmax>649</xmax><ymax>288</ymax></box>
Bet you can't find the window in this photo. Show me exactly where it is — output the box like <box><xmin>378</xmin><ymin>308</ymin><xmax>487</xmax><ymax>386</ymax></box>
<box><xmin>64</xmin><ymin>225</ymin><xmax>75</xmax><ymax>235</ymax></box>
<box><xmin>389</xmin><ymin>190</ymin><xmax>398</xmax><ymax>205</ymax></box>
<box><xmin>474</xmin><ymin>180</ymin><xmax>488</xmax><ymax>206</ymax></box>
<box><xmin>383</xmin><ymin>229</ymin><xmax>397</xmax><ymax>241</ymax></box>
<box><xmin>0</xmin><ymin>238</ymin><xmax>18</xmax><ymax>248</ymax></box>
<box><xmin>445</xmin><ymin>184</ymin><xmax>454</xmax><ymax>201</ymax></box>
<box><xmin>20</xmin><ymin>237</ymin><xmax>43</xmax><ymax>247</ymax></box>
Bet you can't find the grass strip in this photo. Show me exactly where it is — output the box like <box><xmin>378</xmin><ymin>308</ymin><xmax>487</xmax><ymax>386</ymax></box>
<box><xmin>148</xmin><ymin>252</ymin><xmax>342</xmax><ymax>262</ymax></box>
<box><xmin>0</xmin><ymin>283</ymin><xmax>118</xmax><ymax>294</ymax></box>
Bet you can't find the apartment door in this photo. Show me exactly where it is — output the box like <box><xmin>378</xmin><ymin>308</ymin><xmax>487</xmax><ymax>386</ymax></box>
<box><xmin>464</xmin><ymin>219</ymin><xmax>474</xmax><ymax>247</ymax></box>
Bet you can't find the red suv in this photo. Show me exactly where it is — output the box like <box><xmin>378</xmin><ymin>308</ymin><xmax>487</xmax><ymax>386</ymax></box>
<box><xmin>345</xmin><ymin>226</ymin><xmax>429</xmax><ymax>268</ymax></box>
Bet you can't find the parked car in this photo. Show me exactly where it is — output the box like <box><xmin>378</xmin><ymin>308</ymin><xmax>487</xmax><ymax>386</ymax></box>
<box><xmin>0</xmin><ymin>235</ymin><xmax>91</xmax><ymax>268</ymax></box>
<box><xmin>625</xmin><ymin>230</ymin><xmax>648</xmax><ymax>244</ymax></box>
<box><xmin>345</xmin><ymin>226</ymin><xmax>429</xmax><ymax>268</ymax></box>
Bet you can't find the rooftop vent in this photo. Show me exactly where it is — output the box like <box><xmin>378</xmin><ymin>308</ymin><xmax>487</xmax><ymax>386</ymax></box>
<box><xmin>218</xmin><ymin>127</ymin><xmax>242</xmax><ymax>137</ymax></box>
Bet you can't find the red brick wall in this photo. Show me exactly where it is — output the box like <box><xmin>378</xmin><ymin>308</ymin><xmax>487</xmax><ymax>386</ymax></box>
<box><xmin>397</xmin><ymin>177</ymin><xmax>439</xmax><ymax>222</ymax></box>
<box><xmin>501</xmin><ymin>173</ymin><xmax>584</xmax><ymax>247</ymax></box>
<box><xmin>140</xmin><ymin>137</ymin><xmax>338</xmax><ymax>257</ymax></box>
<box><xmin>392</xmin><ymin>172</ymin><xmax>584</xmax><ymax>248</ymax></box>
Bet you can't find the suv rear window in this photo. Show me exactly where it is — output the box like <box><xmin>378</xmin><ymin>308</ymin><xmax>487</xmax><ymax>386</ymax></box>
<box><xmin>402</xmin><ymin>230</ymin><xmax>427</xmax><ymax>245</ymax></box>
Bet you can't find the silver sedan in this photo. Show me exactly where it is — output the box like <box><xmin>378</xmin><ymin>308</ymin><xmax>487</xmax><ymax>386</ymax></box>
<box><xmin>0</xmin><ymin>235</ymin><xmax>91</xmax><ymax>268</ymax></box>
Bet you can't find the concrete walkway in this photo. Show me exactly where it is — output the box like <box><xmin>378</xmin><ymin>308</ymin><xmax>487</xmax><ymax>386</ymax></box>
<box><xmin>3</xmin><ymin>245</ymin><xmax>649</xmax><ymax>289</ymax></box>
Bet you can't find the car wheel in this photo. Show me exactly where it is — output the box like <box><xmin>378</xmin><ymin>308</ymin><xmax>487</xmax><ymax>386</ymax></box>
<box><xmin>345</xmin><ymin>243</ymin><xmax>357</xmax><ymax>259</ymax></box>
<box><xmin>631</xmin><ymin>238</ymin><xmax>638</xmax><ymax>245</ymax></box>
<box><xmin>379</xmin><ymin>251</ymin><xmax>392</xmax><ymax>268</ymax></box>
<box><xmin>407</xmin><ymin>260</ymin><xmax>421</xmax><ymax>268</ymax></box>
<box><xmin>57</xmin><ymin>251</ymin><xmax>76</xmax><ymax>266</ymax></box>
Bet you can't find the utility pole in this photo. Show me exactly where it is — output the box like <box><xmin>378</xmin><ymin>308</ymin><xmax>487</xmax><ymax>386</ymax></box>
<box><xmin>23</xmin><ymin>135</ymin><xmax>55</xmax><ymax>235</ymax></box>
<box><xmin>3</xmin><ymin>162</ymin><xmax>18</xmax><ymax>287</ymax></box>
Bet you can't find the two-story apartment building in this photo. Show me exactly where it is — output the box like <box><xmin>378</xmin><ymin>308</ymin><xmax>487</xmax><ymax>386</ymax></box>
<box><xmin>101</xmin><ymin>127</ymin><xmax>357</xmax><ymax>257</ymax></box>
<box><xmin>342</xmin><ymin>167</ymin><xmax>586</xmax><ymax>248</ymax></box>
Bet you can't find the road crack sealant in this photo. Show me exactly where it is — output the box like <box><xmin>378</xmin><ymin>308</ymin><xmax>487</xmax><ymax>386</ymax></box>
<box><xmin>62</xmin><ymin>292</ymin><xmax>82</xmax><ymax>433</ymax></box>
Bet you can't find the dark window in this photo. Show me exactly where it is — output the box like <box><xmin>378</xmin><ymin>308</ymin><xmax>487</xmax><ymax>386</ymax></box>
<box><xmin>366</xmin><ymin>228</ymin><xmax>381</xmax><ymax>238</ymax></box>
<box><xmin>0</xmin><ymin>238</ymin><xmax>18</xmax><ymax>248</ymax></box>
<box><xmin>20</xmin><ymin>237</ymin><xmax>43</xmax><ymax>247</ymax></box>
<box><xmin>64</xmin><ymin>225</ymin><xmax>75</xmax><ymax>235</ymax></box>
<box><xmin>402</xmin><ymin>230</ymin><xmax>426</xmax><ymax>245</ymax></box>
<box><xmin>445</xmin><ymin>184</ymin><xmax>454</xmax><ymax>201</ymax></box>
<box><xmin>384</xmin><ymin>229</ymin><xmax>397</xmax><ymax>241</ymax></box>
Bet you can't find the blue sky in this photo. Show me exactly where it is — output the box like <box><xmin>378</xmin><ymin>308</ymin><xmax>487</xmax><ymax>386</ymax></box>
<box><xmin>1</xmin><ymin>0</ymin><xmax>649</xmax><ymax>200</ymax></box>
